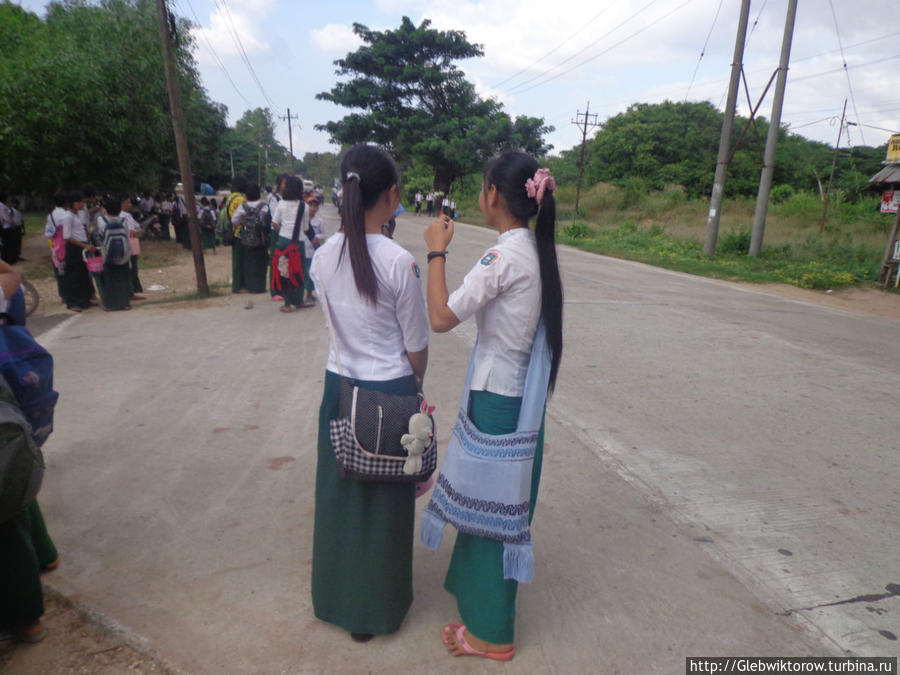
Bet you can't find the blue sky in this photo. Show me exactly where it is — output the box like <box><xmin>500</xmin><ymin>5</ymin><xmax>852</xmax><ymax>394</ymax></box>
<box><xmin>14</xmin><ymin>0</ymin><xmax>900</xmax><ymax>161</ymax></box>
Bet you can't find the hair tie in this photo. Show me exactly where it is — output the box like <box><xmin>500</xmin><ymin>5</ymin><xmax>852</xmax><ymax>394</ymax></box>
<box><xmin>525</xmin><ymin>168</ymin><xmax>556</xmax><ymax>205</ymax></box>
<box><xmin>345</xmin><ymin>172</ymin><xmax>360</xmax><ymax>183</ymax></box>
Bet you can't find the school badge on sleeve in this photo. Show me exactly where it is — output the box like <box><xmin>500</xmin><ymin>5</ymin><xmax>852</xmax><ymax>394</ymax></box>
<box><xmin>480</xmin><ymin>250</ymin><xmax>500</xmax><ymax>266</ymax></box>
<box><xmin>412</xmin><ymin>262</ymin><xmax>421</xmax><ymax>278</ymax></box>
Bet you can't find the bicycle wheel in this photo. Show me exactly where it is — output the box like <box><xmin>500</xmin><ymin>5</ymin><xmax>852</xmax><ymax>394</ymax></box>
<box><xmin>22</xmin><ymin>279</ymin><xmax>39</xmax><ymax>317</ymax></box>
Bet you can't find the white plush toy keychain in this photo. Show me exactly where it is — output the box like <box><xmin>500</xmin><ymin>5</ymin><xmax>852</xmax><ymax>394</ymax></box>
<box><xmin>401</xmin><ymin>399</ymin><xmax>435</xmax><ymax>475</ymax></box>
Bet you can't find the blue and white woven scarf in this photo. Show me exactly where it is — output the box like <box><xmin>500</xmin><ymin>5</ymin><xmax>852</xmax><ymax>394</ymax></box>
<box><xmin>420</xmin><ymin>323</ymin><xmax>550</xmax><ymax>583</ymax></box>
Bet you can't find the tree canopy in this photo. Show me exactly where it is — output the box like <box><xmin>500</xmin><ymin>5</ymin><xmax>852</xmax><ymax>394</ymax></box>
<box><xmin>0</xmin><ymin>0</ymin><xmax>227</xmax><ymax>195</ymax></box>
<box><xmin>317</xmin><ymin>17</ymin><xmax>553</xmax><ymax>192</ymax></box>
<box><xmin>548</xmin><ymin>100</ymin><xmax>885</xmax><ymax>201</ymax></box>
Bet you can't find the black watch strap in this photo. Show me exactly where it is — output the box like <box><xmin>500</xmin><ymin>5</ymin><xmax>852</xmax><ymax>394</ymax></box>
<box><xmin>427</xmin><ymin>251</ymin><xmax>448</xmax><ymax>262</ymax></box>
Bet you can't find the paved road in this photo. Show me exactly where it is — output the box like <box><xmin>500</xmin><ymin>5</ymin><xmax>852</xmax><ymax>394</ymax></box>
<box><xmin>25</xmin><ymin>204</ymin><xmax>900</xmax><ymax>673</ymax></box>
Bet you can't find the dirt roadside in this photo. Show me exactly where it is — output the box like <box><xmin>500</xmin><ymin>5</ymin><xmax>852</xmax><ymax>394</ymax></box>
<box><xmin>2</xmin><ymin>226</ymin><xmax>897</xmax><ymax>674</ymax></box>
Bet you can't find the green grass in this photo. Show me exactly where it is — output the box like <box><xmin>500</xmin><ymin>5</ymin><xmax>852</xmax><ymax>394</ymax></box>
<box><xmin>456</xmin><ymin>183</ymin><xmax>890</xmax><ymax>290</ymax></box>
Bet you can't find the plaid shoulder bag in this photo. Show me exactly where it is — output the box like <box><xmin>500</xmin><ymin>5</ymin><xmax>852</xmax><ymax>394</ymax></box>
<box><xmin>320</xmin><ymin>286</ymin><xmax>437</xmax><ymax>483</ymax></box>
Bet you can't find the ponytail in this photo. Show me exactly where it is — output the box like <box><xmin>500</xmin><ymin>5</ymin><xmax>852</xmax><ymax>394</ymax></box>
<box><xmin>534</xmin><ymin>191</ymin><xmax>563</xmax><ymax>393</ymax></box>
<box><xmin>338</xmin><ymin>145</ymin><xmax>400</xmax><ymax>305</ymax></box>
<box><xmin>339</xmin><ymin>174</ymin><xmax>378</xmax><ymax>305</ymax></box>
<box><xmin>485</xmin><ymin>151</ymin><xmax>564</xmax><ymax>394</ymax></box>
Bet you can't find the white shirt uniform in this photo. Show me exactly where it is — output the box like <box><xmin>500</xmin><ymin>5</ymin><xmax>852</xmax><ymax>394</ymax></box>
<box><xmin>305</xmin><ymin>215</ymin><xmax>326</xmax><ymax>260</ymax></box>
<box><xmin>44</xmin><ymin>207</ymin><xmax>69</xmax><ymax>238</ymax></box>
<box><xmin>311</xmin><ymin>233</ymin><xmax>428</xmax><ymax>381</ymax></box>
<box><xmin>272</xmin><ymin>199</ymin><xmax>309</xmax><ymax>240</ymax></box>
<box><xmin>119</xmin><ymin>211</ymin><xmax>141</xmax><ymax>236</ymax></box>
<box><xmin>447</xmin><ymin>227</ymin><xmax>542</xmax><ymax>397</ymax></box>
<box><xmin>62</xmin><ymin>210</ymin><xmax>89</xmax><ymax>243</ymax></box>
<box><xmin>0</xmin><ymin>202</ymin><xmax>12</xmax><ymax>229</ymax></box>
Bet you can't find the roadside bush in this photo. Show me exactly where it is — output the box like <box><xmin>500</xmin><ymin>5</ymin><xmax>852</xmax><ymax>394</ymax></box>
<box><xmin>718</xmin><ymin>230</ymin><xmax>751</xmax><ymax>256</ymax></box>
<box><xmin>562</xmin><ymin>222</ymin><xmax>593</xmax><ymax>239</ymax></box>
<box><xmin>770</xmin><ymin>184</ymin><xmax>794</xmax><ymax>204</ymax></box>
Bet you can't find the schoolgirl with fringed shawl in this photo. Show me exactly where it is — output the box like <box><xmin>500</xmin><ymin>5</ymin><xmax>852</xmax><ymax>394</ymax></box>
<box><xmin>420</xmin><ymin>322</ymin><xmax>550</xmax><ymax>583</ymax></box>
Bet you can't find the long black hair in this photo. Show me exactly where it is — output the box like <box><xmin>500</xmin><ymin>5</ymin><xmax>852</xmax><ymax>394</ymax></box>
<box><xmin>485</xmin><ymin>151</ymin><xmax>563</xmax><ymax>393</ymax></box>
<box><xmin>339</xmin><ymin>144</ymin><xmax>399</xmax><ymax>305</ymax></box>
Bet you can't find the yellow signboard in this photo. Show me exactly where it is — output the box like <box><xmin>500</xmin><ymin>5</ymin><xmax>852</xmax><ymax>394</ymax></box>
<box><xmin>888</xmin><ymin>134</ymin><xmax>900</xmax><ymax>162</ymax></box>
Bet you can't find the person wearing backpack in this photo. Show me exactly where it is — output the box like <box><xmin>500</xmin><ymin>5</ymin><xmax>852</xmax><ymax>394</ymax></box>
<box><xmin>271</xmin><ymin>176</ymin><xmax>309</xmax><ymax>312</ymax></box>
<box><xmin>43</xmin><ymin>192</ymin><xmax>70</xmax><ymax>304</ymax></box>
<box><xmin>197</xmin><ymin>197</ymin><xmax>217</xmax><ymax>253</ymax></box>
<box><xmin>0</xmin><ymin>259</ymin><xmax>58</xmax><ymax>643</ymax></box>
<box><xmin>95</xmin><ymin>197</ymin><xmax>132</xmax><ymax>311</ymax></box>
<box><xmin>268</xmin><ymin>175</ymin><xmax>287</xmax><ymax>301</ymax></box>
<box><xmin>118</xmin><ymin>196</ymin><xmax>145</xmax><ymax>301</ymax></box>
<box><xmin>231</xmin><ymin>182</ymin><xmax>269</xmax><ymax>294</ymax></box>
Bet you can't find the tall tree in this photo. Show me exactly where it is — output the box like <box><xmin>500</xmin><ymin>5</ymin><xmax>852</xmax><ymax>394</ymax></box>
<box><xmin>0</xmin><ymin>0</ymin><xmax>227</xmax><ymax>194</ymax></box>
<box><xmin>317</xmin><ymin>17</ymin><xmax>553</xmax><ymax>192</ymax></box>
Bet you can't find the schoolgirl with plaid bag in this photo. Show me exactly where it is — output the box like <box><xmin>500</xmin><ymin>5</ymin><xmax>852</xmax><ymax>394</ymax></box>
<box><xmin>308</xmin><ymin>144</ymin><xmax>430</xmax><ymax>643</ymax></box>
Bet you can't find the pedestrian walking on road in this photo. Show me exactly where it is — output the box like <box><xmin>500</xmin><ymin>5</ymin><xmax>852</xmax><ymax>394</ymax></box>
<box><xmin>421</xmin><ymin>151</ymin><xmax>563</xmax><ymax>662</ymax></box>
<box><xmin>309</xmin><ymin>144</ymin><xmax>429</xmax><ymax>643</ymax></box>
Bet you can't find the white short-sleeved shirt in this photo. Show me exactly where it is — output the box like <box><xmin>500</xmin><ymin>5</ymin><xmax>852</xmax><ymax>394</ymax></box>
<box><xmin>272</xmin><ymin>200</ymin><xmax>309</xmax><ymax>240</ymax></box>
<box><xmin>63</xmin><ymin>210</ymin><xmax>89</xmax><ymax>243</ymax></box>
<box><xmin>310</xmin><ymin>233</ymin><xmax>429</xmax><ymax>381</ymax></box>
<box><xmin>0</xmin><ymin>202</ymin><xmax>10</xmax><ymax>229</ymax></box>
<box><xmin>114</xmin><ymin>212</ymin><xmax>135</xmax><ymax>233</ymax></box>
<box><xmin>305</xmin><ymin>215</ymin><xmax>326</xmax><ymax>260</ymax></box>
<box><xmin>447</xmin><ymin>227</ymin><xmax>542</xmax><ymax>397</ymax></box>
<box><xmin>44</xmin><ymin>207</ymin><xmax>69</xmax><ymax>238</ymax></box>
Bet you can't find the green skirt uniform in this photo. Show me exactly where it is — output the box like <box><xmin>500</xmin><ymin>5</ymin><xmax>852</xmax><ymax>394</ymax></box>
<box><xmin>242</xmin><ymin>244</ymin><xmax>269</xmax><ymax>293</ymax></box>
<box><xmin>231</xmin><ymin>238</ymin><xmax>245</xmax><ymax>292</ymax></box>
<box><xmin>0</xmin><ymin>501</ymin><xmax>58</xmax><ymax>629</ymax></box>
<box><xmin>443</xmin><ymin>390</ymin><xmax>545</xmax><ymax>645</ymax></box>
<box><xmin>201</xmin><ymin>229</ymin><xmax>216</xmax><ymax>251</ymax></box>
<box><xmin>312</xmin><ymin>370</ymin><xmax>417</xmax><ymax>635</ymax></box>
<box><xmin>102</xmin><ymin>262</ymin><xmax>132</xmax><ymax>310</ymax></box>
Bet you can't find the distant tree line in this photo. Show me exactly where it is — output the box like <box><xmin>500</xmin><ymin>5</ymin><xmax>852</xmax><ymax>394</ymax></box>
<box><xmin>548</xmin><ymin>101</ymin><xmax>885</xmax><ymax>203</ymax></box>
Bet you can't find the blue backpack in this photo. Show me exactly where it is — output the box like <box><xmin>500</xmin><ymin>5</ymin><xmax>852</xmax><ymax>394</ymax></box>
<box><xmin>0</xmin><ymin>288</ymin><xmax>58</xmax><ymax>522</ymax></box>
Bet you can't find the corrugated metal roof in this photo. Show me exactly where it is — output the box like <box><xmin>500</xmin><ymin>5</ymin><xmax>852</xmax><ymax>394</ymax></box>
<box><xmin>869</xmin><ymin>164</ymin><xmax>900</xmax><ymax>184</ymax></box>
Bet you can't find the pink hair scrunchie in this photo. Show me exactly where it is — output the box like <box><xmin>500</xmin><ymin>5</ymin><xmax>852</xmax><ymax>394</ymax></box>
<box><xmin>525</xmin><ymin>168</ymin><xmax>556</xmax><ymax>205</ymax></box>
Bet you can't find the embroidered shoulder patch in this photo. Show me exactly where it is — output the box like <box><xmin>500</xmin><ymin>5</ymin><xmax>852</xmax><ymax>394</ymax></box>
<box><xmin>480</xmin><ymin>250</ymin><xmax>500</xmax><ymax>266</ymax></box>
<box><xmin>412</xmin><ymin>262</ymin><xmax>421</xmax><ymax>279</ymax></box>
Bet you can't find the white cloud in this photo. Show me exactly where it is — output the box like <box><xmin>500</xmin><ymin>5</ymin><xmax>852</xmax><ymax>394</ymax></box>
<box><xmin>310</xmin><ymin>24</ymin><xmax>364</xmax><ymax>53</ymax></box>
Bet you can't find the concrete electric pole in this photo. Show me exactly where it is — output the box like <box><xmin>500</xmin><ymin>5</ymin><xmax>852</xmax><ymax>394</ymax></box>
<box><xmin>279</xmin><ymin>108</ymin><xmax>299</xmax><ymax>175</ymax></box>
<box><xmin>571</xmin><ymin>103</ymin><xmax>600</xmax><ymax>215</ymax></box>
<box><xmin>704</xmin><ymin>0</ymin><xmax>751</xmax><ymax>256</ymax></box>
<box><xmin>749</xmin><ymin>0</ymin><xmax>799</xmax><ymax>257</ymax></box>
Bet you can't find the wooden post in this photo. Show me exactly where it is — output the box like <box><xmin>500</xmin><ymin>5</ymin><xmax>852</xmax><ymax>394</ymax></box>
<box><xmin>156</xmin><ymin>0</ymin><xmax>208</xmax><ymax>296</ymax></box>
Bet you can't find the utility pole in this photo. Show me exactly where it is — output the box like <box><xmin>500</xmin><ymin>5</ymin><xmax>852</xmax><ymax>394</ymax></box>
<box><xmin>571</xmin><ymin>102</ymin><xmax>600</xmax><ymax>214</ymax></box>
<box><xmin>279</xmin><ymin>108</ymin><xmax>299</xmax><ymax>175</ymax></box>
<box><xmin>820</xmin><ymin>99</ymin><xmax>847</xmax><ymax>232</ymax></box>
<box><xmin>749</xmin><ymin>0</ymin><xmax>798</xmax><ymax>257</ymax></box>
<box><xmin>155</xmin><ymin>0</ymin><xmax>208</xmax><ymax>295</ymax></box>
<box><xmin>704</xmin><ymin>0</ymin><xmax>751</xmax><ymax>256</ymax></box>
<box><xmin>229</xmin><ymin>150</ymin><xmax>234</xmax><ymax>179</ymax></box>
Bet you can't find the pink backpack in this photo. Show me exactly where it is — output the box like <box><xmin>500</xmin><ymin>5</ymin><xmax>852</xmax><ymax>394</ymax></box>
<box><xmin>50</xmin><ymin>213</ymin><xmax>66</xmax><ymax>263</ymax></box>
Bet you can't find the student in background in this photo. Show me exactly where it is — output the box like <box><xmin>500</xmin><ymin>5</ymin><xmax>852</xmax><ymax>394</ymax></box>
<box><xmin>44</xmin><ymin>192</ymin><xmax>69</xmax><ymax>303</ymax></box>
<box><xmin>198</xmin><ymin>197</ymin><xmax>217</xmax><ymax>253</ymax></box>
<box><xmin>62</xmin><ymin>190</ymin><xmax>95</xmax><ymax>312</ymax></box>
<box><xmin>230</xmin><ymin>182</ymin><xmax>269</xmax><ymax>294</ymax></box>
<box><xmin>303</xmin><ymin>194</ymin><xmax>325</xmax><ymax>306</ymax></box>
<box><xmin>118</xmin><ymin>196</ymin><xmax>145</xmax><ymax>301</ymax></box>
<box><xmin>271</xmin><ymin>176</ymin><xmax>308</xmax><ymax>312</ymax></box>
<box><xmin>8</xmin><ymin>198</ymin><xmax>24</xmax><ymax>262</ymax></box>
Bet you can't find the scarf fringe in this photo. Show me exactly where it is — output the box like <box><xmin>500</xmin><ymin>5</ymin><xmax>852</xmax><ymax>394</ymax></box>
<box><xmin>503</xmin><ymin>542</ymin><xmax>534</xmax><ymax>584</ymax></box>
<box><xmin>419</xmin><ymin>509</ymin><xmax>445</xmax><ymax>551</ymax></box>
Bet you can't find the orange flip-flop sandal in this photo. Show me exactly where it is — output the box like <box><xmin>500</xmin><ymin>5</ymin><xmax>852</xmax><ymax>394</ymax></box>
<box><xmin>441</xmin><ymin>623</ymin><xmax>515</xmax><ymax>662</ymax></box>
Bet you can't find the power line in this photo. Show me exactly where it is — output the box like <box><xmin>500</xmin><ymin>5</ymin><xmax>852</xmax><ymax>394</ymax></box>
<box><xmin>506</xmin><ymin>0</ymin><xmax>696</xmax><ymax>97</ymax></box>
<box><xmin>745</xmin><ymin>0</ymin><xmax>768</xmax><ymax>44</ymax></box>
<box><xmin>492</xmin><ymin>1</ymin><xmax>618</xmax><ymax>89</ymax></box>
<box><xmin>211</xmin><ymin>0</ymin><xmax>279</xmax><ymax>114</ymax></box>
<box><xmin>827</xmin><ymin>0</ymin><xmax>864</xmax><ymax>144</ymax></box>
<box><xmin>684</xmin><ymin>0</ymin><xmax>724</xmax><ymax>102</ymax></box>
<box><xmin>178</xmin><ymin>0</ymin><xmax>252</xmax><ymax>109</ymax></box>
<box><xmin>501</xmin><ymin>0</ymin><xmax>662</xmax><ymax>95</ymax></box>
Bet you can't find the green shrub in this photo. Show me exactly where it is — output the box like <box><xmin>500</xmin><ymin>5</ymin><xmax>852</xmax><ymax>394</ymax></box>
<box><xmin>719</xmin><ymin>230</ymin><xmax>752</xmax><ymax>256</ymax></box>
<box><xmin>770</xmin><ymin>184</ymin><xmax>794</xmax><ymax>204</ymax></box>
<box><xmin>562</xmin><ymin>222</ymin><xmax>593</xmax><ymax>239</ymax></box>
